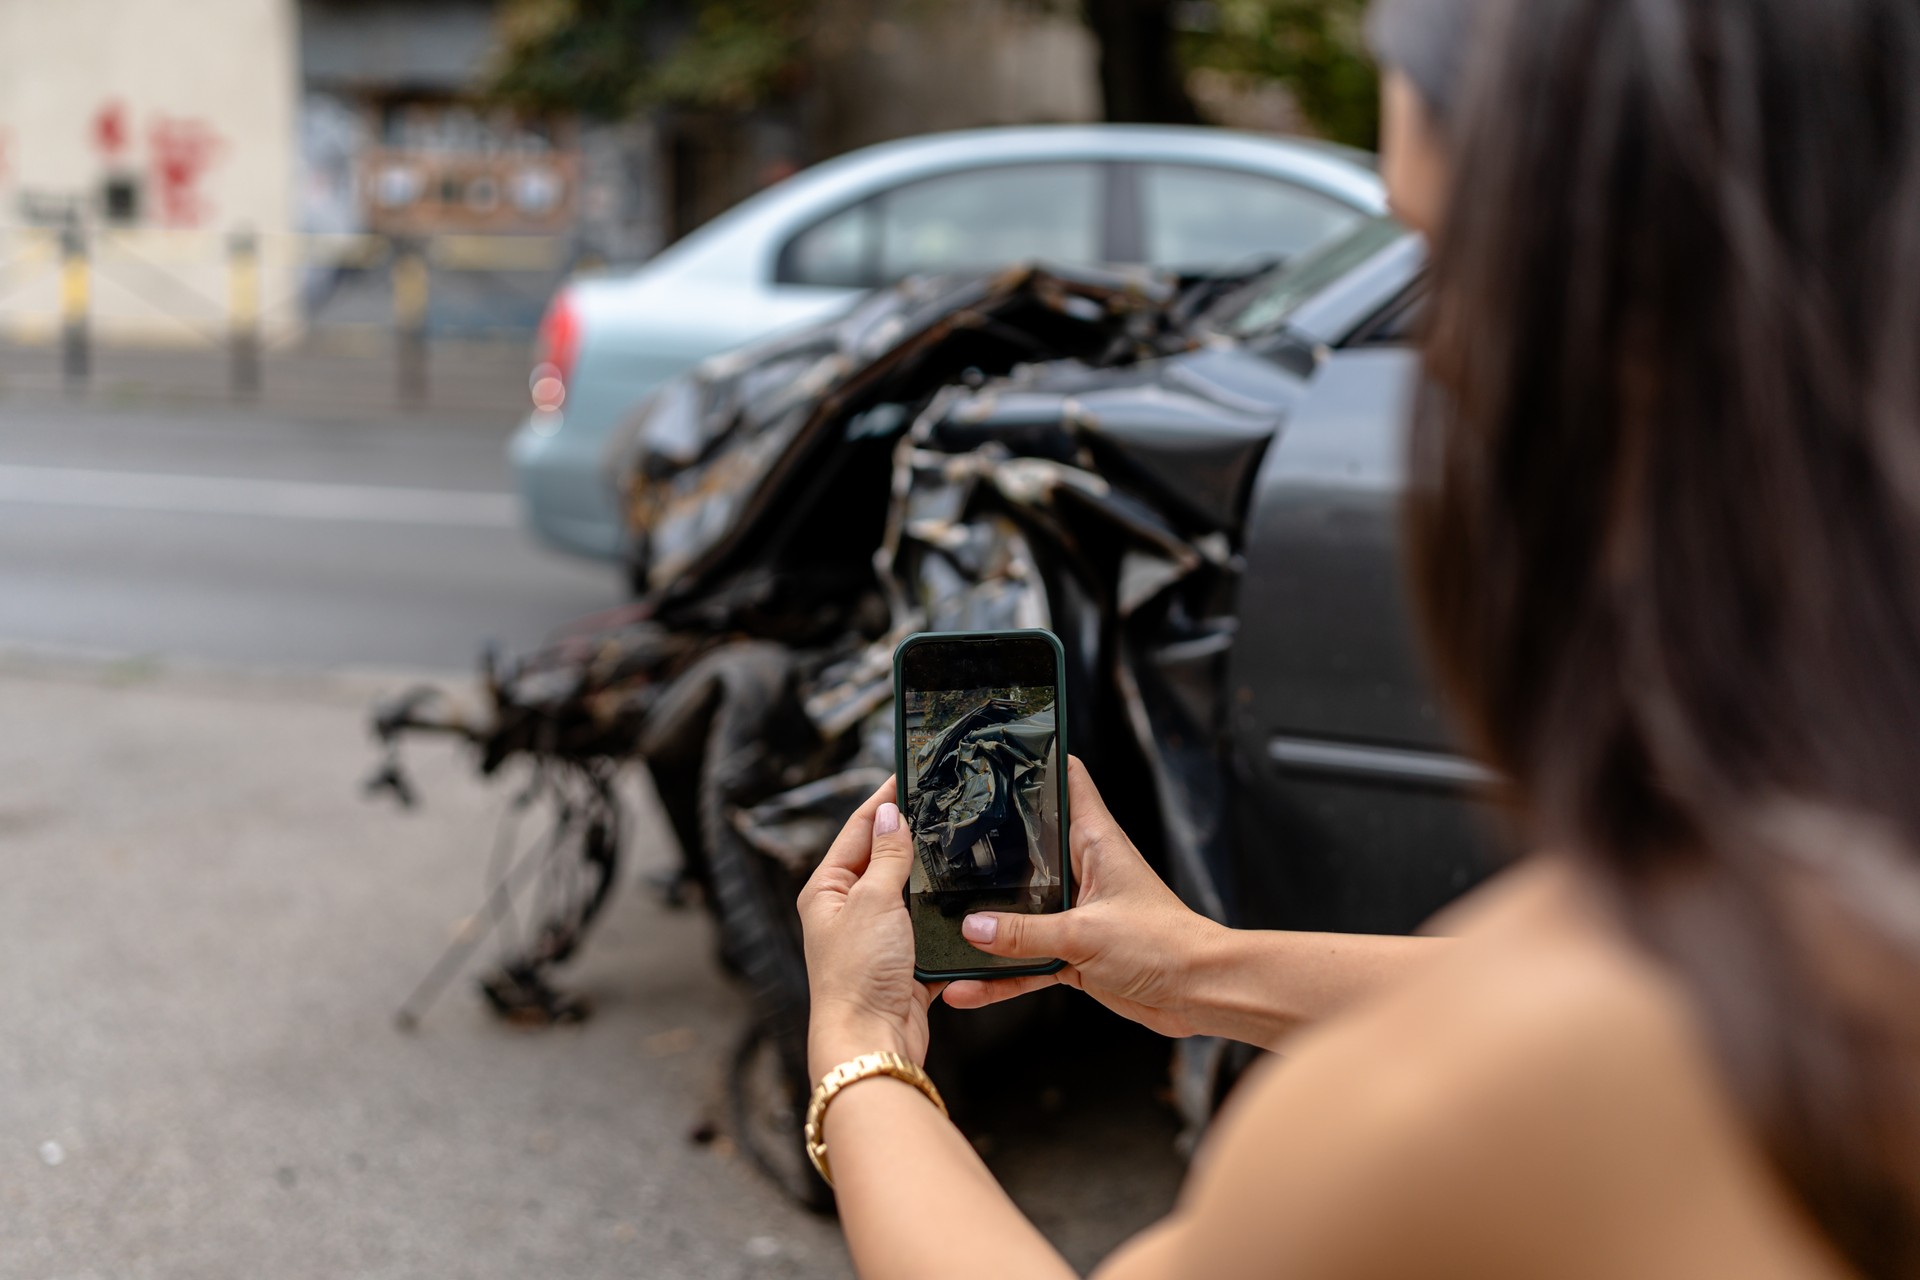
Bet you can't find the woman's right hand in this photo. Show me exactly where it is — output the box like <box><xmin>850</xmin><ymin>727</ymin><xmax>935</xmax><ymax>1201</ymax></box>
<box><xmin>941</xmin><ymin>756</ymin><xmax>1225</xmax><ymax>1038</ymax></box>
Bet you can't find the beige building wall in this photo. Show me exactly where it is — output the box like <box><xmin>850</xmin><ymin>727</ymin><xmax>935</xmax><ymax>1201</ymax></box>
<box><xmin>0</xmin><ymin>0</ymin><xmax>301</xmax><ymax>343</ymax></box>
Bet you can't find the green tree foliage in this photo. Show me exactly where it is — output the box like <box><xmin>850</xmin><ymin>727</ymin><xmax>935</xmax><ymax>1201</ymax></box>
<box><xmin>490</xmin><ymin>0</ymin><xmax>810</xmax><ymax>118</ymax></box>
<box><xmin>1181</xmin><ymin>0</ymin><xmax>1379</xmax><ymax>147</ymax></box>
<box><xmin>645</xmin><ymin>0</ymin><xmax>805</xmax><ymax>109</ymax></box>
<box><xmin>490</xmin><ymin>0</ymin><xmax>1381</xmax><ymax>149</ymax></box>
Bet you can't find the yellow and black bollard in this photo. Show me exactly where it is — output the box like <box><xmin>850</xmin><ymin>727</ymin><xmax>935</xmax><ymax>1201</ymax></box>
<box><xmin>392</xmin><ymin>238</ymin><xmax>429</xmax><ymax>408</ymax></box>
<box><xmin>228</xmin><ymin>228</ymin><xmax>261</xmax><ymax>400</ymax></box>
<box><xmin>59</xmin><ymin>223</ymin><xmax>88</xmax><ymax>392</ymax></box>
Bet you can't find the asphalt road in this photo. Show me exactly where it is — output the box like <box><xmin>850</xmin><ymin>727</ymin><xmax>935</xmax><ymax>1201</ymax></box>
<box><xmin>0</xmin><ymin>393</ymin><xmax>1186</xmax><ymax>1278</ymax></box>
<box><xmin>0</xmin><ymin>397</ymin><xmax>625</xmax><ymax>671</ymax></box>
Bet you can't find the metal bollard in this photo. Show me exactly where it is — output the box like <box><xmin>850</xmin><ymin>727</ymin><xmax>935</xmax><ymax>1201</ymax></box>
<box><xmin>59</xmin><ymin>223</ymin><xmax>88</xmax><ymax>391</ymax></box>
<box><xmin>392</xmin><ymin>238</ymin><xmax>429</xmax><ymax>408</ymax></box>
<box><xmin>228</xmin><ymin>228</ymin><xmax>261</xmax><ymax>400</ymax></box>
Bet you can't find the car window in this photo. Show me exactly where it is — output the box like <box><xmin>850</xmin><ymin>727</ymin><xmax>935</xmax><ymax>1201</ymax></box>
<box><xmin>1142</xmin><ymin>164</ymin><xmax>1363</xmax><ymax>273</ymax></box>
<box><xmin>876</xmin><ymin>164</ymin><xmax>1101</xmax><ymax>282</ymax></box>
<box><xmin>1214</xmin><ymin>216</ymin><xmax>1410</xmax><ymax>338</ymax></box>
<box><xmin>778</xmin><ymin>201</ymin><xmax>877</xmax><ymax>288</ymax></box>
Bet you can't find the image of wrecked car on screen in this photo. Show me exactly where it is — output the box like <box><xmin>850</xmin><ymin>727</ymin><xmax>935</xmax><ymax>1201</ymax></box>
<box><xmin>903</xmin><ymin>686</ymin><xmax>1061</xmax><ymax>971</ymax></box>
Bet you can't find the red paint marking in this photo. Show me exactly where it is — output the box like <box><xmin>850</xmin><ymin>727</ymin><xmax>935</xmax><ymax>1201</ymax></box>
<box><xmin>148</xmin><ymin>115</ymin><xmax>223</xmax><ymax>227</ymax></box>
<box><xmin>93</xmin><ymin>101</ymin><xmax>129</xmax><ymax>157</ymax></box>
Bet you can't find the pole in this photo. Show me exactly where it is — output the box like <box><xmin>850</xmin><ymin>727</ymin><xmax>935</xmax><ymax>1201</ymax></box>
<box><xmin>228</xmin><ymin>227</ymin><xmax>261</xmax><ymax>400</ymax></box>
<box><xmin>392</xmin><ymin>238</ymin><xmax>429</xmax><ymax>408</ymax></box>
<box><xmin>59</xmin><ymin>222</ymin><xmax>88</xmax><ymax>392</ymax></box>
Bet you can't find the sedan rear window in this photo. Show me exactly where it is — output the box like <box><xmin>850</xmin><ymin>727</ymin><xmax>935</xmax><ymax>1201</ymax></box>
<box><xmin>876</xmin><ymin>164</ymin><xmax>1101</xmax><ymax>282</ymax></box>
<box><xmin>777</xmin><ymin>163</ymin><xmax>1102</xmax><ymax>289</ymax></box>
<box><xmin>780</xmin><ymin>202</ymin><xmax>878</xmax><ymax>289</ymax></box>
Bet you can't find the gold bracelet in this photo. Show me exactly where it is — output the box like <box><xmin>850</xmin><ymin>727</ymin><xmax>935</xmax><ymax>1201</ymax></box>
<box><xmin>803</xmin><ymin>1050</ymin><xmax>948</xmax><ymax>1186</ymax></box>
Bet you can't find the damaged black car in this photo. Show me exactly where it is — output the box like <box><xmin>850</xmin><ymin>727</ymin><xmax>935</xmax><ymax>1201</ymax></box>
<box><xmin>368</xmin><ymin>214</ymin><xmax>1503</xmax><ymax>1207</ymax></box>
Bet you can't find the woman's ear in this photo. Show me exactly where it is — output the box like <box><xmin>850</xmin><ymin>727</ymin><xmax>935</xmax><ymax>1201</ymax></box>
<box><xmin>1380</xmin><ymin>68</ymin><xmax>1451</xmax><ymax>241</ymax></box>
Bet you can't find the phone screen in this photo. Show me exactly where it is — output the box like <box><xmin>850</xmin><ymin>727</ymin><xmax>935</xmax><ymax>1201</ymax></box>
<box><xmin>898</xmin><ymin>632</ymin><xmax>1067</xmax><ymax>977</ymax></box>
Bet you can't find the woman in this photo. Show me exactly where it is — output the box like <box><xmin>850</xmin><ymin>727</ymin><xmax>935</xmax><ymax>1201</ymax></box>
<box><xmin>798</xmin><ymin>0</ymin><xmax>1920</xmax><ymax>1274</ymax></box>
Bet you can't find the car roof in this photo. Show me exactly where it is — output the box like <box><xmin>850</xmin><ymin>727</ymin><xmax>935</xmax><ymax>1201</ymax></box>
<box><xmin>638</xmin><ymin>124</ymin><xmax>1390</xmax><ymax>287</ymax></box>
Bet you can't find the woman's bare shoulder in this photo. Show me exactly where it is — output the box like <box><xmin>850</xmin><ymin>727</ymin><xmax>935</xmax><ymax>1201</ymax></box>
<box><xmin>1356</xmin><ymin>857</ymin><xmax>1698</xmax><ymax>1092</ymax></box>
<box><xmin>1100</xmin><ymin>860</ymin><xmax>1847</xmax><ymax>1280</ymax></box>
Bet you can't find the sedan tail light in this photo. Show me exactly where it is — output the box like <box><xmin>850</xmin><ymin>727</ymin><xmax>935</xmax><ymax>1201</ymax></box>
<box><xmin>530</xmin><ymin>288</ymin><xmax>580</xmax><ymax>412</ymax></box>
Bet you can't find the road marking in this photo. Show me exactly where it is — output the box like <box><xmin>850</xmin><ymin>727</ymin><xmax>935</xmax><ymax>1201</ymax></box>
<box><xmin>0</xmin><ymin>464</ymin><xmax>520</xmax><ymax>528</ymax></box>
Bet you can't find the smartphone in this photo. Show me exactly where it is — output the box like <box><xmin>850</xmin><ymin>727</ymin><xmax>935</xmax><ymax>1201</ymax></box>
<box><xmin>894</xmin><ymin>629</ymin><xmax>1071</xmax><ymax>982</ymax></box>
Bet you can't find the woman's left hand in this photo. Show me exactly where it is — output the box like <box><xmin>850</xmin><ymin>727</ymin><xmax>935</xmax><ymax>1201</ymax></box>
<box><xmin>798</xmin><ymin>777</ymin><xmax>940</xmax><ymax>1081</ymax></box>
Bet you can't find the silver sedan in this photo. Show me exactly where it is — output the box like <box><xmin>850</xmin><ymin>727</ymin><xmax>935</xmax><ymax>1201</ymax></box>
<box><xmin>509</xmin><ymin>124</ymin><xmax>1386</xmax><ymax>563</ymax></box>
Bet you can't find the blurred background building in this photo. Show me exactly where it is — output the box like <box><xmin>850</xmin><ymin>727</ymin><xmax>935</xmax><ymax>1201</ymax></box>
<box><xmin>0</xmin><ymin>0</ymin><xmax>301</xmax><ymax>342</ymax></box>
<box><xmin>0</xmin><ymin>0</ymin><xmax>1371</xmax><ymax>345</ymax></box>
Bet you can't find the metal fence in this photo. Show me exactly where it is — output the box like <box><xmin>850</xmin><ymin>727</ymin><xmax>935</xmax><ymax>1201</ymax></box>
<box><xmin>0</xmin><ymin>224</ymin><xmax>587</xmax><ymax>407</ymax></box>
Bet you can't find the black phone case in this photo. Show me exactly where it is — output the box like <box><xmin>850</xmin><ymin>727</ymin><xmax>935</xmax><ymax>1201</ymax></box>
<box><xmin>894</xmin><ymin>629</ymin><xmax>1071</xmax><ymax>982</ymax></box>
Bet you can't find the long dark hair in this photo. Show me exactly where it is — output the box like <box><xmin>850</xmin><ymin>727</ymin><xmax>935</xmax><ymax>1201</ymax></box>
<box><xmin>1404</xmin><ymin>0</ymin><xmax>1920</xmax><ymax>1272</ymax></box>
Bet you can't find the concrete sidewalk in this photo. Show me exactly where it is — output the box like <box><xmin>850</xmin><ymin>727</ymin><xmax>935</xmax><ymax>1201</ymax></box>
<box><xmin>0</xmin><ymin>657</ymin><xmax>1182</xmax><ymax>1280</ymax></box>
<box><xmin>0</xmin><ymin>338</ymin><xmax>534</xmax><ymax>427</ymax></box>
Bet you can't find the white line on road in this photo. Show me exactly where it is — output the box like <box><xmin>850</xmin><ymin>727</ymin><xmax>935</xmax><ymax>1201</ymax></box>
<box><xmin>0</xmin><ymin>463</ymin><xmax>521</xmax><ymax>528</ymax></box>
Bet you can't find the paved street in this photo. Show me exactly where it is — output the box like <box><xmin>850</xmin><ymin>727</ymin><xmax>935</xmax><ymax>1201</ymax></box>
<box><xmin>0</xmin><ymin>337</ymin><xmax>541</xmax><ymax>425</ymax></box>
<box><xmin>0</xmin><ymin>388</ymin><xmax>1185</xmax><ymax>1278</ymax></box>
<box><xmin>0</xmin><ymin>394</ymin><xmax>624</xmax><ymax>670</ymax></box>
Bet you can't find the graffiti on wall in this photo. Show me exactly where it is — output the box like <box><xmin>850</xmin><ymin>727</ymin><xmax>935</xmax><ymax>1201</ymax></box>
<box><xmin>93</xmin><ymin>101</ymin><xmax>130</xmax><ymax>159</ymax></box>
<box><xmin>75</xmin><ymin>100</ymin><xmax>225</xmax><ymax>228</ymax></box>
<box><xmin>148</xmin><ymin>116</ymin><xmax>223</xmax><ymax>227</ymax></box>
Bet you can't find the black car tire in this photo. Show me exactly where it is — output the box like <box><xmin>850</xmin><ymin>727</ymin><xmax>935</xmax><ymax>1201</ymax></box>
<box><xmin>689</xmin><ymin>646</ymin><xmax>835</xmax><ymax>1212</ymax></box>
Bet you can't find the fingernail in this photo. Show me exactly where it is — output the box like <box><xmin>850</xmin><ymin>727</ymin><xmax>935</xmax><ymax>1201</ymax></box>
<box><xmin>962</xmin><ymin>914</ymin><xmax>997</xmax><ymax>943</ymax></box>
<box><xmin>874</xmin><ymin>803</ymin><xmax>900</xmax><ymax>836</ymax></box>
